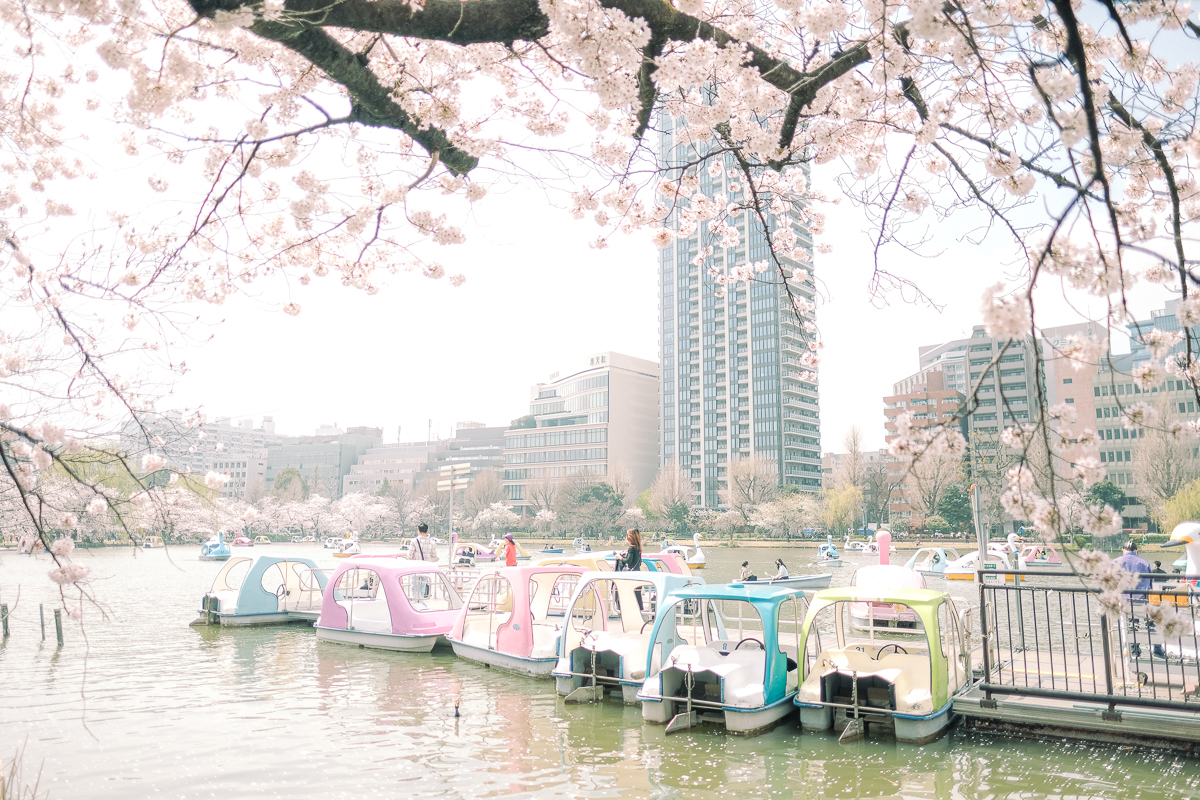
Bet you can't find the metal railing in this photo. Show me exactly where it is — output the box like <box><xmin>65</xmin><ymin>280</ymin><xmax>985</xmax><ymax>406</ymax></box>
<box><xmin>977</xmin><ymin>571</ymin><xmax>1200</xmax><ymax>716</ymax></box>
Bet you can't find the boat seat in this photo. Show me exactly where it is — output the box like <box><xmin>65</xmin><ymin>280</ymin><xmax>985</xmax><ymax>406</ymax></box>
<box><xmin>209</xmin><ymin>590</ymin><xmax>239</xmax><ymax>614</ymax></box>
<box><xmin>530</xmin><ymin>622</ymin><xmax>563</xmax><ymax>658</ymax></box>
<box><xmin>812</xmin><ymin>648</ymin><xmax>933</xmax><ymax>713</ymax></box>
<box><xmin>340</xmin><ymin>599</ymin><xmax>392</xmax><ymax>634</ymax></box>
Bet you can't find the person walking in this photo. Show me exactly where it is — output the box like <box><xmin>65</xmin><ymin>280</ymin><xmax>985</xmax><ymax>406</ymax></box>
<box><xmin>615</xmin><ymin>529</ymin><xmax>642</xmax><ymax>572</ymax></box>
<box><xmin>1113</xmin><ymin>539</ymin><xmax>1152</xmax><ymax>592</ymax></box>
<box><xmin>408</xmin><ymin>523</ymin><xmax>439</xmax><ymax>562</ymax></box>
<box><xmin>502</xmin><ymin>532</ymin><xmax>519</xmax><ymax>567</ymax></box>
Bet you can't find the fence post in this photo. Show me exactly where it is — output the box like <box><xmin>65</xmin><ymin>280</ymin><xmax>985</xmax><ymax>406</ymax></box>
<box><xmin>40</xmin><ymin>604</ymin><xmax>45</xmax><ymax>640</ymax></box>
<box><xmin>1098</xmin><ymin>613</ymin><xmax>1118</xmax><ymax>719</ymax></box>
<box><xmin>54</xmin><ymin>609</ymin><xmax>63</xmax><ymax>646</ymax></box>
<box><xmin>1</xmin><ymin>603</ymin><xmax>8</xmax><ymax>637</ymax></box>
<box><xmin>977</xmin><ymin>581</ymin><xmax>993</xmax><ymax>703</ymax></box>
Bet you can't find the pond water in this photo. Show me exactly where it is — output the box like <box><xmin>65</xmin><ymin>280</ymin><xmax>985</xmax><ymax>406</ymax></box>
<box><xmin>0</xmin><ymin>543</ymin><xmax>1196</xmax><ymax>799</ymax></box>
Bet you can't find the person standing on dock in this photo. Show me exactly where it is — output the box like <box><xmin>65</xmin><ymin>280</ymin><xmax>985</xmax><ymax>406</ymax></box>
<box><xmin>408</xmin><ymin>523</ymin><xmax>439</xmax><ymax>562</ymax></box>
<box><xmin>1113</xmin><ymin>540</ymin><xmax>1152</xmax><ymax>592</ymax></box>
<box><xmin>615</xmin><ymin>529</ymin><xmax>642</xmax><ymax>572</ymax></box>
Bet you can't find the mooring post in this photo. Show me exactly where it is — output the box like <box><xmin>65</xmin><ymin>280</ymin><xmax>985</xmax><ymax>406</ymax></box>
<box><xmin>40</xmin><ymin>604</ymin><xmax>45</xmax><ymax>640</ymax></box>
<box><xmin>1</xmin><ymin>603</ymin><xmax>8</xmax><ymax>637</ymax></box>
<box><xmin>54</xmin><ymin>609</ymin><xmax>63</xmax><ymax>646</ymax></box>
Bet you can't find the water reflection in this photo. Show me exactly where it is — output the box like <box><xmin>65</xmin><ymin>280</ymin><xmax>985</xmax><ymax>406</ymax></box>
<box><xmin>1</xmin><ymin>547</ymin><xmax>1199</xmax><ymax>799</ymax></box>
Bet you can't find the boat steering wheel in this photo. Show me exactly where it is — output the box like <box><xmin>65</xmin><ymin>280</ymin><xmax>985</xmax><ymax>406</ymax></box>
<box><xmin>876</xmin><ymin>643</ymin><xmax>908</xmax><ymax>658</ymax></box>
<box><xmin>275</xmin><ymin>584</ymin><xmax>287</xmax><ymax>600</ymax></box>
<box><xmin>641</xmin><ymin>619</ymin><xmax>655</xmax><ymax>634</ymax></box>
<box><xmin>735</xmin><ymin>637</ymin><xmax>765</xmax><ymax>651</ymax></box>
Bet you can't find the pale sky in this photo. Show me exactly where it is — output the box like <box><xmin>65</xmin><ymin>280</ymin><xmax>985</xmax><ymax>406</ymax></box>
<box><xmin>169</xmin><ymin>160</ymin><xmax>1177</xmax><ymax>456</ymax></box>
<box><xmin>9</xmin><ymin>26</ymin><xmax>1173</xmax><ymax>461</ymax></box>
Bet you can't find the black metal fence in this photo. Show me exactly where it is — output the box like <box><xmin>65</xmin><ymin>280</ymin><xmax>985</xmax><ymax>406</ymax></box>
<box><xmin>978</xmin><ymin>572</ymin><xmax>1200</xmax><ymax>713</ymax></box>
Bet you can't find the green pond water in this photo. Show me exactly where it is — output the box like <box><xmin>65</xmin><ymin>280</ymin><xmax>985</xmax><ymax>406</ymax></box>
<box><xmin>0</xmin><ymin>543</ymin><xmax>1196</xmax><ymax>799</ymax></box>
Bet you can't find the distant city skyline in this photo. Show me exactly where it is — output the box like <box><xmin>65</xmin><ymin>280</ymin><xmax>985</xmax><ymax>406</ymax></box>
<box><xmin>163</xmin><ymin>162</ymin><xmax>1179</xmax><ymax>462</ymax></box>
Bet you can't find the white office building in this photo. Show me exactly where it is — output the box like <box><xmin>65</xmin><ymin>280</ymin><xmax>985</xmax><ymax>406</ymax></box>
<box><xmin>502</xmin><ymin>352</ymin><xmax>659</xmax><ymax>515</ymax></box>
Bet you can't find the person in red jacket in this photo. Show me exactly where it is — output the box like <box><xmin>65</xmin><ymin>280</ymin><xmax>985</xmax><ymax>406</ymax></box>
<box><xmin>502</xmin><ymin>533</ymin><xmax>519</xmax><ymax>567</ymax></box>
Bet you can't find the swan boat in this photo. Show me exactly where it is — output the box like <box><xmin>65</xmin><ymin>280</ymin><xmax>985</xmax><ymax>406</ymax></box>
<box><xmin>553</xmin><ymin>571</ymin><xmax>702</xmax><ymax>704</ymax></box>
<box><xmin>199</xmin><ymin>532</ymin><xmax>232</xmax><ymax>562</ymax></box>
<box><xmin>638</xmin><ymin>583</ymin><xmax>810</xmax><ymax>735</ymax></box>
<box><xmin>661</xmin><ymin>533</ymin><xmax>706</xmax><ymax>570</ymax></box>
<box><xmin>816</xmin><ymin>538</ymin><xmax>842</xmax><ymax>568</ymax></box>
<box><xmin>903</xmin><ymin>547</ymin><xmax>961</xmax><ymax>577</ymax></box>
<box><xmin>942</xmin><ymin>549</ymin><xmax>1014</xmax><ymax>581</ymax></box>
<box><xmin>848</xmin><ymin>564</ymin><xmax>928</xmax><ymax>634</ymax></box>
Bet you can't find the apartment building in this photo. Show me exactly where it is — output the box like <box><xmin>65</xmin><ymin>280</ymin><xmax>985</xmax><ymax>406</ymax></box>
<box><xmin>264</xmin><ymin>427</ymin><xmax>383</xmax><ymax>500</ymax></box>
<box><xmin>655</xmin><ymin>111</ymin><xmax>821</xmax><ymax>508</ymax></box>
<box><xmin>882</xmin><ymin>370</ymin><xmax>966</xmax><ymax>523</ymax></box>
<box><xmin>119</xmin><ymin>413</ymin><xmax>286</xmax><ymax>500</ymax></box>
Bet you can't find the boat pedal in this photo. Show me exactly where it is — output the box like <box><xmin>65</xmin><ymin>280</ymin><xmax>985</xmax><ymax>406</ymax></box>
<box><xmin>664</xmin><ymin>710</ymin><xmax>699</xmax><ymax>734</ymax></box>
<box><xmin>564</xmin><ymin>685</ymin><xmax>604</xmax><ymax>704</ymax></box>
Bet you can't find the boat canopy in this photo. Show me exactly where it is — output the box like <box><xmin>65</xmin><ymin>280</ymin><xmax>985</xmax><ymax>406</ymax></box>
<box><xmin>799</xmin><ymin>586</ymin><xmax>967</xmax><ymax>711</ymax></box>
<box><xmin>207</xmin><ymin>555</ymin><xmax>326</xmax><ymax>616</ymax></box>
<box><xmin>644</xmin><ymin>583</ymin><xmax>809</xmax><ymax>705</ymax></box>
<box><xmin>559</xmin><ymin>571</ymin><xmax>700</xmax><ymax>658</ymax></box>
<box><xmin>319</xmin><ymin>558</ymin><xmax>463</xmax><ymax>635</ymax></box>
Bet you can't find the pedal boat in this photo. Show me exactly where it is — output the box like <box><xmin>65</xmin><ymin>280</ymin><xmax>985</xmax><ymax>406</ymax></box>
<box><xmin>553</xmin><ymin>571</ymin><xmax>701</xmax><ymax>704</ymax></box>
<box><xmin>661</xmin><ymin>532</ymin><xmax>705</xmax><ymax>569</ymax></box>
<box><xmin>904</xmin><ymin>547</ymin><xmax>960</xmax><ymax>577</ymax></box>
<box><xmin>816</xmin><ymin>538</ymin><xmax>842</xmax><ymax>568</ymax></box>
<box><xmin>193</xmin><ymin>555</ymin><xmax>326</xmax><ymax>626</ymax></box>
<box><xmin>1016</xmin><ymin>543</ymin><xmax>1061</xmax><ymax>570</ymax></box>
<box><xmin>942</xmin><ymin>549</ymin><xmax>1013</xmax><ymax>581</ymax></box>
<box><xmin>637</xmin><ymin>583</ymin><xmax>809</xmax><ymax>735</ymax></box>
<box><xmin>533</xmin><ymin>554</ymin><xmax>614</xmax><ymax>572</ymax></box>
<box><xmin>796</xmin><ymin>586</ymin><xmax>973</xmax><ymax>744</ymax></box>
<box><xmin>849</xmin><ymin>564</ymin><xmax>927</xmax><ymax>634</ymax></box>
<box><xmin>596</xmin><ymin>551</ymin><xmax>692</xmax><ymax>575</ymax></box>
<box><xmin>315</xmin><ymin>558</ymin><xmax>463</xmax><ymax>652</ymax></box>
<box><xmin>446</xmin><ymin>564</ymin><xmax>588</xmax><ymax>677</ymax></box>
<box><xmin>199</xmin><ymin>532</ymin><xmax>232</xmax><ymax>561</ymax></box>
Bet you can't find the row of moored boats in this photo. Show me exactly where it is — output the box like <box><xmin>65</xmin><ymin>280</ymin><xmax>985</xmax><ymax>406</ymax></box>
<box><xmin>189</xmin><ymin>530</ymin><xmax>990</xmax><ymax>743</ymax></box>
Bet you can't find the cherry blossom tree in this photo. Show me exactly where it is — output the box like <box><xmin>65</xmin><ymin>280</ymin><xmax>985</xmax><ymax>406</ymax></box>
<box><xmin>5</xmin><ymin>0</ymin><xmax>1200</xmax><ymax>639</ymax></box>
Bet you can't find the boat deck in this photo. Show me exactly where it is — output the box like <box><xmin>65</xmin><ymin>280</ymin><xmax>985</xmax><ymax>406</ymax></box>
<box><xmin>955</xmin><ymin>684</ymin><xmax>1200</xmax><ymax>750</ymax></box>
<box><xmin>955</xmin><ymin>646</ymin><xmax>1200</xmax><ymax>748</ymax></box>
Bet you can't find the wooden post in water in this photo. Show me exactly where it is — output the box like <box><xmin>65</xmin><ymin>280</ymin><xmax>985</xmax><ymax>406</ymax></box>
<box><xmin>54</xmin><ymin>609</ymin><xmax>63</xmax><ymax>646</ymax></box>
<box><xmin>1</xmin><ymin>603</ymin><xmax>8</xmax><ymax>637</ymax></box>
<box><xmin>40</xmin><ymin>604</ymin><xmax>45</xmax><ymax>640</ymax></box>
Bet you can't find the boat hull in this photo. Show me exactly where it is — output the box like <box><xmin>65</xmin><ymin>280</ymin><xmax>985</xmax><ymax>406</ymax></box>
<box><xmin>447</xmin><ymin>638</ymin><xmax>557</xmax><ymax>677</ymax></box>
<box><xmin>198</xmin><ymin>554</ymin><xmax>231</xmax><ymax>562</ymax></box>
<box><xmin>798</xmin><ymin>701</ymin><xmax>954</xmax><ymax>744</ymax></box>
<box><xmin>315</xmin><ymin>625</ymin><xmax>441</xmax><ymax>653</ymax></box>
<box><xmin>815</xmin><ymin>559</ymin><xmax>842</xmax><ymax>569</ymax></box>
<box><xmin>758</xmin><ymin>574</ymin><xmax>832</xmax><ymax>590</ymax></box>
<box><xmin>642</xmin><ymin>695</ymin><xmax>796</xmax><ymax>735</ymax></box>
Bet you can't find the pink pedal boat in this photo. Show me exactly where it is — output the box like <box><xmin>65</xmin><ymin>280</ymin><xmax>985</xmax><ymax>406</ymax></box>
<box><xmin>446</xmin><ymin>564</ymin><xmax>588</xmax><ymax>677</ymax></box>
<box><xmin>315</xmin><ymin>558</ymin><xmax>464</xmax><ymax>653</ymax></box>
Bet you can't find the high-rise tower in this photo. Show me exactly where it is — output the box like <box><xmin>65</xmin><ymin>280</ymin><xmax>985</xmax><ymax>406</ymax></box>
<box><xmin>656</xmin><ymin>113</ymin><xmax>821</xmax><ymax>508</ymax></box>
